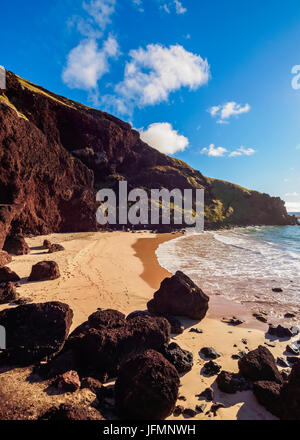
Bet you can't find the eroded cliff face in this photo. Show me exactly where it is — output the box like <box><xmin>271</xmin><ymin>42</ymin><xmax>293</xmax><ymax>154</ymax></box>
<box><xmin>0</xmin><ymin>71</ymin><xmax>296</xmax><ymax>247</ymax></box>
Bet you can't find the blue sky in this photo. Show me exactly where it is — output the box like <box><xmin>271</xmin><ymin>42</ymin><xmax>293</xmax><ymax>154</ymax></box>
<box><xmin>1</xmin><ymin>0</ymin><xmax>300</xmax><ymax>211</ymax></box>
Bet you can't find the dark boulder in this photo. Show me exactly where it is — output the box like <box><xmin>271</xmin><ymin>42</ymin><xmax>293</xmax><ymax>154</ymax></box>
<box><xmin>115</xmin><ymin>350</ymin><xmax>180</xmax><ymax>420</ymax></box>
<box><xmin>43</xmin><ymin>240</ymin><xmax>52</xmax><ymax>249</ymax></box>
<box><xmin>0</xmin><ymin>301</ymin><xmax>73</xmax><ymax>365</ymax></box>
<box><xmin>182</xmin><ymin>408</ymin><xmax>196</xmax><ymax>418</ymax></box>
<box><xmin>222</xmin><ymin>316</ymin><xmax>244</xmax><ymax>326</ymax></box>
<box><xmin>286</xmin><ymin>343</ymin><xmax>299</xmax><ymax>356</ymax></box>
<box><xmin>0</xmin><ymin>266</ymin><xmax>20</xmax><ymax>282</ymax></box>
<box><xmin>0</xmin><ymin>281</ymin><xmax>19</xmax><ymax>304</ymax></box>
<box><xmin>200</xmin><ymin>347</ymin><xmax>220</xmax><ymax>360</ymax></box>
<box><xmin>202</xmin><ymin>360</ymin><xmax>221</xmax><ymax>377</ymax></box>
<box><xmin>126</xmin><ymin>310</ymin><xmax>151</xmax><ymax>320</ymax></box>
<box><xmin>253</xmin><ymin>380</ymin><xmax>282</xmax><ymax>417</ymax></box>
<box><xmin>67</xmin><ymin>315</ymin><xmax>171</xmax><ymax>380</ymax></box>
<box><xmin>238</xmin><ymin>346</ymin><xmax>282</xmax><ymax>384</ymax></box>
<box><xmin>55</xmin><ymin>370</ymin><xmax>81</xmax><ymax>393</ymax></box>
<box><xmin>173</xmin><ymin>405</ymin><xmax>184</xmax><ymax>417</ymax></box>
<box><xmin>268</xmin><ymin>324</ymin><xmax>294</xmax><ymax>338</ymax></box>
<box><xmin>217</xmin><ymin>371</ymin><xmax>252</xmax><ymax>394</ymax></box>
<box><xmin>280</xmin><ymin>359</ymin><xmax>300</xmax><ymax>420</ymax></box>
<box><xmin>287</xmin><ymin>356</ymin><xmax>299</xmax><ymax>366</ymax></box>
<box><xmin>147</xmin><ymin>271</ymin><xmax>209</xmax><ymax>321</ymax></box>
<box><xmin>28</xmin><ymin>261</ymin><xmax>60</xmax><ymax>282</ymax></box>
<box><xmin>39</xmin><ymin>404</ymin><xmax>103</xmax><ymax>420</ymax></box>
<box><xmin>3</xmin><ymin>235</ymin><xmax>30</xmax><ymax>256</ymax></box>
<box><xmin>163</xmin><ymin>342</ymin><xmax>193</xmax><ymax>374</ymax></box>
<box><xmin>48</xmin><ymin>244</ymin><xmax>65</xmax><ymax>253</ymax></box>
<box><xmin>88</xmin><ymin>309</ymin><xmax>126</xmax><ymax>330</ymax></box>
<box><xmin>196</xmin><ymin>387</ymin><xmax>214</xmax><ymax>402</ymax></box>
<box><xmin>277</xmin><ymin>357</ymin><xmax>290</xmax><ymax>368</ymax></box>
<box><xmin>0</xmin><ymin>251</ymin><xmax>12</xmax><ymax>267</ymax></box>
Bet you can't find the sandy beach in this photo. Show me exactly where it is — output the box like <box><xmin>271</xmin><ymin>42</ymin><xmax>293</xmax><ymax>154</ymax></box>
<box><xmin>0</xmin><ymin>231</ymin><xmax>293</xmax><ymax>420</ymax></box>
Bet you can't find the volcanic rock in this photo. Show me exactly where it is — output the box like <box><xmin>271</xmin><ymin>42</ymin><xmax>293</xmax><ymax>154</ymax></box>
<box><xmin>183</xmin><ymin>408</ymin><xmax>196</xmax><ymax>418</ymax></box>
<box><xmin>28</xmin><ymin>261</ymin><xmax>60</xmax><ymax>282</ymax></box>
<box><xmin>163</xmin><ymin>342</ymin><xmax>193</xmax><ymax>374</ymax></box>
<box><xmin>0</xmin><ymin>281</ymin><xmax>19</xmax><ymax>304</ymax></box>
<box><xmin>280</xmin><ymin>359</ymin><xmax>300</xmax><ymax>420</ymax></box>
<box><xmin>126</xmin><ymin>310</ymin><xmax>151</xmax><ymax>320</ymax></box>
<box><xmin>238</xmin><ymin>346</ymin><xmax>282</xmax><ymax>384</ymax></box>
<box><xmin>0</xmin><ymin>266</ymin><xmax>20</xmax><ymax>282</ymax></box>
<box><xmin>39</xmin><ymin>404</ymin><xmax>103</xmax><ymax>420</ymax></box>
<box><xmin>55</xmin><ymin>370</ymin><xmax>81</xmax><ymax>393</ymax></box>
<box><xmin>66</xmin><ymin>315</ymin><xmax>171</xmax><ymax>379</ymax></box>
<box><xmin>253</xmin><ymin>381</ymin><xmax>282</xmax><ymax>417</ymax></box>
<box><xmin>202</xmin><ymin>361</ymin><xmax>222</xmax><ymax>377</ymax></box>
<box><xmin>196</xmin><ymin>387</ymin><xmax>214</xmax><ymax>402</ymax></box>
<box><xmin>88</xmin><ymin>309</ymin><xmax>126</xmax><ymax>330</ymax></box>
<box><xmin>216</xmin><ymin>371</ymin><xmax>252</xmax><ymax>394</ymax></box>
<box><xmin>173</xmin><ymin>405</ymin><xmax>184</xmax><ymax>417</ymax></box>
<box><xmin>268</xmin><ymin>324</ymin><xmax>294</xmax><ymax>338</ymax></box>
<box><xmin>115</xmin><ymin>350</ymin><xmax>180</xmax><ymax>420</ymax></box>
<box><xmin>286</xmin><ymin>343</ymin><xmax>299</xmax><ymax>356</ymax></box>
<box><xmin>0</xmin><ymin>301</ymin><xmax>73</xmax><ymax>365</ymax></box>
<box><xmin>277</xmin><ymin>357</ymin><xmax>290</xmax><ymax>368</ymax></box>
<box><xmin>3</xmin><ymin>235</ymin><xmax>30</xmax><ymax>256</ymax></box>
<box><xmin>0</xmin><ymin>251</ymin><xmax>12</xmax><ymax>267</ymax></box>
<box><xmin>43</xmin><ymin>240</ymin><xmax>52</xmax><ymax>249</ymax></box>
<box><xmin>200</xmin><ymin>347</ymin><xmax>221</xmax><ymax>360</ymax></box>
<box><xmin>48</xmin><ymin>243</ymin><xmax>65</xmax><ymax>253</ymax></box>
<box><xmin>147</xmin><ymin>271</ymin><xmax>209</xmax><ymax>321</ymax></box>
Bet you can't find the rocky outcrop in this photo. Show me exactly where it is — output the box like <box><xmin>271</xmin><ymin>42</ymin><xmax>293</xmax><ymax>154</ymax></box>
<box><xmin>217</xmin><ymin>371</ymin><xmax>252</xmax><ymax>394</ymax></box>
<box><xmin>0</xmin><ymin>70</ymin><xmax>296</xmax><ymax>249</ymax></box>
<box><xmin>66</xmin><ymin>313</ymin><xmax>171</xmax><ymax>380</ymax></box>
<box><xmin>3</xmin><ymin>235</ymin><xmax>30</xmax><ymax>255</ymax></box>
<box><xmin>0</xmin><ymin>281</ymin><xmax>19</xmax><ymax>304</ymax></box>
<box><xmin>0</xmin><ymin>251</ymin><xmax>12</xmax><ymax>267</ymax></box>
<box><xmin>0</xmin><ymin>267</ymin><xmax>20</xmax><ymax>282</ymax></box>
<box><xmin>28</xmin><ymin>261</ymin><xmax>60</xmax><ymax>282</ymax></box>
<box><xmin>48</xmin><ymin>243</ymin><xmax>65</xmax><ymax>253</ymax></box>
<box><xmin>115</xmin><ymin>350</ymin><xmax>180</xmax><ymax>420</ymax></box>
<box><xmin>163</xmin><ymin>342</ymin><xmax>193</xmax><ymax>374</ymax></box>
<box><xmin>39</xmin><ymin>404</ymin><xmax>103</xmax><ymax>420</ymax></box>
<box><xmin>54</xmin><ymin>370</ymin><xmax>81</xmax><ymax>393</ymax></box>
<box><xmin>147</xmin><ymin>271</ymin><xmax>209</xmax><ymax>320</ymax></box>
<box><xmin>280</xmin><ymin>359</ymin><xmax>300</xmax><ymax>420</ymax></box>
<box><xmin>238</xmin><ymin>346</ymin><xmax>282</xmax><ymax>384</ymax></box>
<box><xmin>0</xmin><ymin>301</ymin><xmax>73</xmax><ymax>365</ymax></box>
<box><xmin>252</xmin><ymin>381</ymin><xmax>282</xmax><ymax>417</ymax></box>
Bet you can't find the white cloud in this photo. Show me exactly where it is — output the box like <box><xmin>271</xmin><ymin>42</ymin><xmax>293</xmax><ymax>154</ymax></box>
<box><xmin>140</xmin><ymin>122</ymin><xmax>189</xmax><ymax>155</ymax></box>
<box><xmin>62</xmin><ymin>35</ymin><xmax>119</xmax><ymax>91</ymax></box>
<box><xmin>201</xmin><ymin>144</ymin><xmax>228</xmax><ymax>157</ymax></box>
<box><xmin>174</xmin><ymin>0</ymin><xmax>187</xmax><ymax>14</ymax></box>
<box><xmin>208</xmin><ymin>101</ymin><xmax>250</xmax><ymax>123</ymax></box>
<box><xmin>201</xmin><ymin>144</ymin><xmax>256</xmax><ymax>158</ymax></box>
<box><xmin>63</xmin><ymin>0</ymin><xmax>118</xmax><ymax>100</ymax></box>
<box><xmin>228</xmin><ymin>147</ymin><xmax>256</xmax><ymax>157</ymax></box>
<box><xmin>160</xmin><ymin>1</ymin><xmax>187</xmax><ymax>14</ymax></box>
<box><xmin>285</xmin><ymin>201</ymin><xmax>300</xmax><ymax>212</ymax></box>
<box><xmin>285</xmin><ymin>192</ymin><xmax>299</xmax><ymax>197</ymax></box>
<box><xmin>112</xmin><ymin>43</ymin><xmax>210</xmax><ymax>112</ymax></box>
<box><xmin>82</xmin><ymin>0</ymin><xmax>116</xmax><ymax>30</ymax></box>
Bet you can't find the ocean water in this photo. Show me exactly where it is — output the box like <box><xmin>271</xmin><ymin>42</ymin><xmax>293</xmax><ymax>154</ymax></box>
<box><xmin>156</xmin><ymin>226</ymin><xmax>300</xmax><ymax>323</ymax></box>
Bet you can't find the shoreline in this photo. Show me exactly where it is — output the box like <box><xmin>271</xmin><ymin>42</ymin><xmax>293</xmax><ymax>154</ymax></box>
<box><xmin>0</xmin><ymin>231</ymin><xmax>294</xmax><ymax>420</ymax></box>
